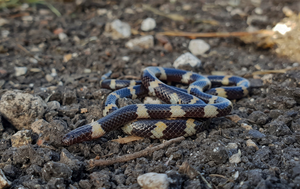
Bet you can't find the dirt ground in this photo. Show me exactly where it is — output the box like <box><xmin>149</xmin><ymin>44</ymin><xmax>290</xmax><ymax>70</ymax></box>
<box><xmin>0</xmin><ymin>0</ymin><xmax>300</xmax><ymax>188</ymax></box>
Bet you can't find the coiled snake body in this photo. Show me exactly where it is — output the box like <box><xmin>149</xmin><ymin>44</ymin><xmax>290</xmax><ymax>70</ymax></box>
<box><xmin>62</xmin><ymin>67</ymin><xmax>250</xmax><ymax>145</ymax></box>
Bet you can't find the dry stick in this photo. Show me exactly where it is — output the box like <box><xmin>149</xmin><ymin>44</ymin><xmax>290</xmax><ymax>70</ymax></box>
<box><xmin>88</xmin><ymin>136</ymin><xmax>185</xmax><ymax>168</ymax></box>
<box><xmin>157</xmin><ymin>30</ymin><xmax>274</xmax><ymax>38</ymax></box>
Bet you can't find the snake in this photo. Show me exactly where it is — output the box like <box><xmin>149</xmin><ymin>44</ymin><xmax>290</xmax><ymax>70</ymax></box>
<box><xmin>61</xmin><ymin>67</ymin><xmax>250</xmax><ymax>146</ymax></box>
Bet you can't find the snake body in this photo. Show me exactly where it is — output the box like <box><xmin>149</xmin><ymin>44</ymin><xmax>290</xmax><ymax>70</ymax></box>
<box><xmin>62</xmin><ymin>67</ymin><xmax>250</xmax><ymax>145</ymax></box>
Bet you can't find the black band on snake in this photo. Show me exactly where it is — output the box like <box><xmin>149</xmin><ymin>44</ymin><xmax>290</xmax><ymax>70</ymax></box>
<box><xmin>61</xmin><ymin>67</ymin><xmax>250</xmax><ymax>146</ymax></box>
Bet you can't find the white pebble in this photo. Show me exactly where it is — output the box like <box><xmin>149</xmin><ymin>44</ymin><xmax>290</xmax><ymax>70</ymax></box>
<box><xmin>173</xmin><ymin>52</ymin><xmax>201</xmax><ymax>68</ymax></box>
<box><xmin>84</xmin><ymin>69</ymin><xmax>91</xmax><ymax>73</ymax></box>
<box><xmin>15</xmin><ymin>67</ymin><xmax>28</xmax><ymax>76</ymax></box>
<box><xmin>188</xmin><ymin>39</ymin><xmax>210</xmax><ymax>55</ymax></box>
<box><xmin>45</xmin><ymin>74</ymin><xmax>54</xmax><ymax>82</ymax></box>
<box><xmin>29</xmin><ymin>58</ymin><xmax>38</xmax><ymax>64</ymax></box>
<box><xmin>229</xmin><ymin>149</ymin><xmax>241</xmax><ymax>164</ymax></box>
<box><xmin>110</xmin><ymin>19</ymin><xmax>131</xmax><ymax>39</ymax></box>
<box><xmin>1</xmin><ymin>30</ymin><xmax>9</xmax><ymax>38</ymax></box>
<box><xmin>125</xmin><ymin>35</ymin><xmax>154</xmax><ymax>50</ymax></box>
<box><xmin>141</xmin><ymin>18</ymin><xmax>156</xmax><ymax>31</ymax></box>
<box><xmin>97</xmin><ymin>8</ymin><xmax>107</xmax><ymax>15</ymax></box>
<box><xmin>137</xmin><ymin>173</ymin><xmax>170</xmax><ymax>189</ymax></box>
<box><xmin>226</xmin><ymin>143</ymin><xmax>238</xmax><ymax>150</ymax></box>
<box><xmin>122</xmin><ymin>56</ymin><xmax>130</xmax><ymax>62</ymax></box>
<box><xmin>0</xmin><ymin>18</ymin><xmax>8</xmax><ymax>27</ymax></box>
<box><xmin>51</xmin><ymin>68</ymin><xmax>57</xmax><ymax>77</ymax></box>
<box><xmin>58</xmin><ymin>32</ymin><xmax>68</xmax><ymax>41</ymax></box>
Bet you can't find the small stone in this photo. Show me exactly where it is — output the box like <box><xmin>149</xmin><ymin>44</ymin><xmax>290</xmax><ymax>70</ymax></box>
<box><xmin>0</xmin><ymin>91</ymin><xmax>48</xmax><ymax>130</ymax></box>
<box><xmin>188</xmin><ymin>39</ymin><xmax>210</xmax><ymax>55</ymax></box>
<box><xmin>58</xmin><ymin>33</ymin><xmax>68</xmax><ymax>41</ymax></box>
<box><xmin>39</xmin><ymin>9</ymin><xmax>51</xmax><ymax>15</ymax></box>
<box><xmin>45</xmin><ymin>74</ymin><xmax>54</xmax><ymax>82</ymax></box>
<box><xmin>1</xmin><ymin>30</ymin><xmax>9</xmax><ymax>38</ymax></box>
<box><xmin>141</xmin><ymin>18</ymin><xmax>156</xmax><ymax>31</ymax></box>
<box><xmin>31</xmin><ymin>119</ymin><xmax>51</xmax><ymax>134</ymax></box>
<box><xmin>84</xmin><ymin>69</ymin><xmax>91</xmax><ymax>73</ymax></box>
<box><xmin>42</xmin><ymin>162</ymin><xmax>72</xmax><ymax>181</ymax></box>
<box><xmin>229</xmin><ymin>149</ymin><xmax>241</xmax><ymax>164</ymax></box>
<box><xmin>29</xmin><ymin>58</ymin><xmax>38</xmax><ymax>64</ymax></box>
<box><xmin>164</xmin><ymin>43</ymin><xmax>173</xmax><ymax>52</ymax></box>
<box><xmin>0</xmin><ymin>18</ymin><xmax>8</xmax><ymax>27</ymax></box>
<box><xmin>226</xmin><ymin>143</ymin><xmax>238</xmax><ymax>150</ymax></box>
<box><xmin>125</xmin><ymin>35</ymin><xmax>154</xmax><ymax>50</ymax></box>
<box><xmin>231</xmin><ymin>8</ymin><xmax>247</xmax><ymax>17</ymax></box>
<box><xmin>105</xmin><ymin>19</ymin><xmax>131</xmax><ymax>39</ymax></box>
<box><xmin>51</xmin><ymin>68</ymin><xmax>57</xmax><ymax>77</ymax></box>
<box><xmin>0</xmin><ymin>169</ymin><xmax>11</xmax><ymax>188</ymax></box>
<box><xmin>15</xmin><ymin>67</ymin><xmax>28</xmax><ymax>76</ymax></box>
<box><xmin>137</xmin><ymin>173</ymin><xmax>170</xmax><ymax>189</ymax></box>
<box><xmin>122</xmin><ymin>56</ymin><xmax>130</xmax><ymax>62</ymax></box>
<box><xmin>254</xmin><ymin>7</ymin><xmax>263</xmax><ymax>15</ymax></box>
<box><xmin>247</xmin><ymin>15</ymin><xmax>268</xmax><ymax>26</ymax></box>
<box><xmin>97</xmin><ymin>8</ymin><xmax>107</xmax><ymax>15</ymax></box>
<box><xmin>241</xmin><ymin>123</ymin><xmax>253</xmax><ymax>130</ymax></box>
<box><xmin>47</xmin><ymin>101</ymin><xmax>61</xmax><ymax>111</ymax></box>
<box><xmin>246</xmin><ymin>139</ymin><xmax>259</xmax><ymax>150</ymax></box>
<box><xmin>173</xmin><ymin>52</ymin><xmax>201</xmax><ymax>69</ymax></box>
<box><xmin>11</xmin><ymin>130</ymin><xmax>32</xmax><ymax>147</ymax></box>
<box><xmin>155</xmin><ymin>34</ymin><xmax>169</xmax><ymax>44</ymax></box>
<box><xmin>22</xmin><ymin>15</ymin><xmax>33</xmax><ymax>21</ymax></box>
<box><xmin>247</xmin><ymin>129</ymin><xmax>266</xmax><ymax>139</ymax></box>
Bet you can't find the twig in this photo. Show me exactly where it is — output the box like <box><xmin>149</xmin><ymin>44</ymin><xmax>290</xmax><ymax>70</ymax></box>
<box><xmin>157</xmin><ymin>30</ymin><xmax>274</xmax><ymax>38</ymax></box>
<box><xmin>87</xmin><ymin>136</ymin><xmax>185</xmax><ymax>168</ymax></box>
<box><xmin>252</xmin><ymin>67</ymin><xmax>298</xmax><ymax>75</ymax></box>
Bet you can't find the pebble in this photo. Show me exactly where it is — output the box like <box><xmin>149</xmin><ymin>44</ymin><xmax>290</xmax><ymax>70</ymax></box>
<box><xmin>47</xmin><ymin>101</ymin><xmax>61</xmax><ymax>111</ymax></box>
<box><xmin>0</xmin><ymin>18</ymin><xmax>8</xmax><ymax>27</ymax></box>
<box><xmin>164</xmin><ymin>43</ymin><xmax>173</xmax><ymax>52</ymax></box>
<box><xmin>22</xmin><ymin>15</ymin><xmax>33</xmax><ymax>21</ymax></box>
<box><xmin>173</xmin><ymin>52</ymin><xmax>201</xmax><ymax>68</ymax></box>
<box><xmin>246</xmin><ymin>139</ymin><xmax>259</xmax><ymax>150</ymax></box>
<box><xmin>137</xmin><ymin>172</ymin><xmax>170</xmax><ymax>189</ymax></box>
<box><xmin>122</xmin><ymin>56</ymin><xmax>130</xmax><ymax>62</ymax></box>
<box><xmin>11</xmin><ymin>130</ymin><xmax>32</xmax><ymax>148</ymax></box>
<box><xmin>0</xmin><ymin>169</ymin><xmax>11</xmax><ymax>188</ymax></box>
<box><xmin>226</xmin><ymin>143</ymin><xmax>238</xmax><ymax>150</ymax></box>
<box><xmin>51</xmin><ymin>68</ymin><xmax>57</xmax><ymax>77</ymax></box>
<box><xmin>84</xmin><ymin>69</ymin><xmax>91</xmax><ymax>73</ymax></box>
<box><xmin>0</xmin><ymin>91</ymin><xmax>48</xmax><ymax>130</ymax></box>
<box><xmin>125</xmin><ymin>35</ymin><xmax>154</xmax><ymax>50</ymax></box>
<box><xmin>97</xmin><ymin>8</ymin><xmax>107</xmax><ymax>15</ymax></box>
<box><xmin>105</xmin><ymin>19</ymin><xmax>131</xmax><ymax>39</ymax></box>
<box><xmin>45</xmin><ymin>74</ymin><xmax>54</xmax><ymax>82</ymax></box>
<box><xmin>31</xmin><ymin>119</ymin><xmax>51</xmax><ymax>134</ymax></box>
<box><xmin>58</xmin><ymin>33</ymin><xmax>68</xmax><ymax>41</ymax></box>
<box><xmin>1</xmin><ymin>30</ymin><xmax>9</xmax><ymax>38</ymax></box>
<box><xmin>29</xmin><ymin>57</ymin><xmax>38</xmax><ymax>64</ymax></box>
<box><xmin>15</xmin><ymin>67</ymin><xmax>28</xmax><ymax>76</ymax></box>
<box><xmin>241</xmin><ymin>123</ymin><xmax>253</xmax><ymax>130</ymax></box>
<box><xmin>141</xmin><ymin>18</ymin><xmax>156</xmax><ymax>31</ymax></box>
<box><xmin>188</xmin><ymin>39</ymin><xmax>210</xmax><ymax>55</ymax></box>
<box><xmin>247</xmin><ymin>129</ymin><xmax>266</xmax><ymax>139</ymax></box>
<box><xmin>254</xmin><ymin>7</ymin><xmax>263</xmax><ymax>15</ymax></box>
<box><xmin>246</xmin><ymin>15</ymin><xmax>268</xmax><ymax>25</ymax></box>
<box><xmin>42</xmin><ymin>162</ymin><xmax>72</xmax><ymax>181</ymax></box>
<box><xmin>229</xmin><ymin>149</ymin><xmax>241</xmax><ymax>164</ymax></box>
